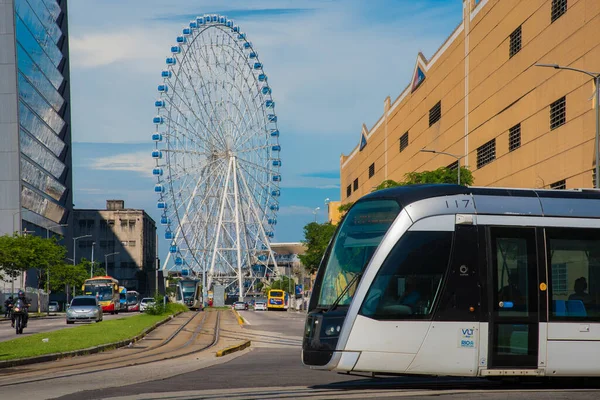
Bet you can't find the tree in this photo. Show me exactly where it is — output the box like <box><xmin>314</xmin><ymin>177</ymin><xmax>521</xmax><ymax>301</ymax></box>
<box><xmin>402</xmin><ymin>166</ymin><xmax>473</xmax><ymax>186</ymax></box>
<box><xmin>0</xmin><ymin>234</ymin><xmax>66</xmax><ymax>282</ymax></box>
<box><xmin>374</xmin><ymin>166</ymin><xmax>473</xmax><ymax>189</ymax></box>
<box><xmin>49</xmin><ymin>263</ymin><xmax>88</xmax><ymax>296</ymax></box>
<box><xmin>269</xmin><ymin>276</ymin><xmax>296</xmax><ymax>294</ymax></box>
<box><xmin>298</xmin><ymin>222</ymin><xmax>337</xmax><ymax>275</ymax></box>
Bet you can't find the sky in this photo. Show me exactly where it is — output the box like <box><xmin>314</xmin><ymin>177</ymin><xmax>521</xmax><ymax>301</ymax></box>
<box><xmin>68</xmin><ymin>0</ymin><xmax>464</xmax><ymax>262</ymax></box>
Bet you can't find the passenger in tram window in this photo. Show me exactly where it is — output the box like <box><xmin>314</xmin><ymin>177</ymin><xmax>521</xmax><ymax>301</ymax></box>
<box><xmin>399</xmin><ymin>277</ymin><xmax>421</xmax><ymax>306</ymax></box>
<box><xmin>568</xmin><ymin>277</ymin><xmax>593</xmax><ymax>306</ymax></box>
<box><xmin>498</xmin><ymin>271</ymin><xmax>525</xmax><ymax>307</ymax></box>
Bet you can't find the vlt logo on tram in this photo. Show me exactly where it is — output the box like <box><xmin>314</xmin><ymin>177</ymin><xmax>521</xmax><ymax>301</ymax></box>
<box><xmin>460</xmin><ymin>328</ymin><xmax>476</xmax><ymax>348</ymax></box>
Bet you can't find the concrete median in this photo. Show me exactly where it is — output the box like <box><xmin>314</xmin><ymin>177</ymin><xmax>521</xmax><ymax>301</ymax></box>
<box><xmin>215</xmin><ymin>339</ymin><xmax>251</xmax><ymax>357</ymax></box>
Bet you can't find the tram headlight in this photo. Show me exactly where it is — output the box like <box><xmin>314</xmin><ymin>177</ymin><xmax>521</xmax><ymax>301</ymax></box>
<box><xmin>324</xmin><ymin>324</ymin><xmax>341</xmax><ymax>336</ymax></box>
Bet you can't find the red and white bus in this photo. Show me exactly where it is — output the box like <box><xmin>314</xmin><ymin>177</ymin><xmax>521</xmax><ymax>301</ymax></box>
<box><xmin>83</xmin><ymin>276</ymin><xmax>120</xmax><ymax>314</ymax></box>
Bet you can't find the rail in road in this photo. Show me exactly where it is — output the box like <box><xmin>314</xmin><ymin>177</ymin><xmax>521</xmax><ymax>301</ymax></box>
<box><xmin>0</xmin><ymin>310</ymin><xmax>221</xmax><ymax>387</ymax></box>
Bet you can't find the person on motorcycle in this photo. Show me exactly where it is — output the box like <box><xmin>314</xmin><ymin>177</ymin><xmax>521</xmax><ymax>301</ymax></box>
<box><xmin>4</xmin><ymin>296</ymin><xmax>13</xmax><ymax>318</ymax></box>
<box><xmin>11</xmin><ymin>290</ymin><xmax>30</xmax><ymax>328</ymax></box>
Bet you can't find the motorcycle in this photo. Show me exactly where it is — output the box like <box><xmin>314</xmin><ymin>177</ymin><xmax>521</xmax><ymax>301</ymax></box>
<box><xmin>12</xmin><ymin>298</ymin><xmax>28</xmax><ymax>334</ymax></box>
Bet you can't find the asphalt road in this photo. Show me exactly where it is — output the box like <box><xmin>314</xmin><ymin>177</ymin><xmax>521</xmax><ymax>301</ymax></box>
<box><xmin>0</xmin><ymin>311</ymin><xmax>139</xmax><ymax>342</ymax></box>
<box><xmin>4</xmin><ymin>309</ymin><xmax>600</xmax><ymax>399</ymax></box>
<box><xmin>51</xmin><ymin>310</ymin><xmax>600</xmax><ymax>400</ymax></box>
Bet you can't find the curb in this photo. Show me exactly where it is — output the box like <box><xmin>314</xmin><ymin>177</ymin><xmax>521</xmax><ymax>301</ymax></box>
<box><xmin>215</xmin><ymin>340</ymin><xmax>251</xmax><ymax>357</ymax></box>
<box><xmin>0</xmin><ymin>311</ymin><xmax>183</xmax><ymax>369</ymax></box>
<box><xmin>232</xmin><ymin>309</ymin><xmax>245</xmax><ymax>326</ymax></box>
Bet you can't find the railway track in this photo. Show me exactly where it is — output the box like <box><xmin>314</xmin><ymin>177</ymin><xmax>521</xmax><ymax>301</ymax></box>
<box><xmin>0</xmin><ymin>310</ymin><xmax>221</xmax><ymax>387</ymax></box>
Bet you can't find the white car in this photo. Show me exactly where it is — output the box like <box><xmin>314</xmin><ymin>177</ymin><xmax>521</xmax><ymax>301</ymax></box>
<box><xmin>254</xmin><ymin>301</ymin><xmax>267</xmax><ymax>311</ymax></box>
<box><xmin>139</xmin><ymin>297</ymin><xmax>156</xmax><ymax>312</ymax></box>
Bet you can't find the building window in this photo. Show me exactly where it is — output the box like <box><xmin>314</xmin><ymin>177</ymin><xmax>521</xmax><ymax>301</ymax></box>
<box><xmin>353</xmin><ymin>178</ymin><xmax>358</xmax><ymax>191</ymax></box>
<box><xmin>509</xmin><ymin>123</ymin><xmax>521</xmax><ymax>152</ymax></box>
<box><xmin>593</xmin><ymin>168</ymin><xmax>597</xmax><ymax>187</ymax></box>
<box><xmin>129</xmin><ymin>240</ymin><xmax>136</xmax><ymax>247</ymax></box>
<box><xmin>100</xmin><ymin>220</ymin><xmax>107</xmax><ymax>230</ymax></box>
<box><xmin>108</xmin><ymin>219</ymin><xmax>115</xmax><ymax>228</ymax></box>
<box><xmin>368</xmin><ymin>163</ymin><xmax>375</xmax><ymax>178</ymax></box>
<box><xmin>128</xmin><ymin>220</ymin><xmax>136</xmax><ymax>230</ymax></box>
<box><xmin>551</xmin><ymin>0</ymin><xmax>567</xmax><ymax>23</ymax></box>
<box><xmin>509</xmin><ymin>25</ymin><xmax>521</xmax><ymax>58</ymax></box>
<box><xmin>447</xmin><ymin>161</ymin><xmax>458</xmax><ymax>171</ymax></box>
<box><xmin>547</xmin><ymin>228</ymin><xmax>600</xmax><ymax>321</ymax></box>
<box><xmin>399</xmin><ymin>132</ymin><xmax>409</xmax><ymax>152</ymax></box>
<box><xmin>346</xmin><ymin>185</ymin><xmax>351</xmax><ymax>198</ymax></box>
<box><xmin>476</xmin><ymin>139</ymin><xmax>496</xmax><ymax>169</ymax></box>
<box><xmin>550</xmin><ymin>179</ymin><xmax>566</xmax><ymax>190</ymax></box>
<box><xmin>550</xmin><ymin>96</ymin><xmax>566</xmax><ymax>130</ymax></box>
<box><xmin>429</xmin><ymin>101</ymin><xmax>441</xmax><ymax>126</ymax></box>
<box><xmin>122</xmin><ymin>241</ymin><xmax>128</xmax><ymax>247</ymax></box>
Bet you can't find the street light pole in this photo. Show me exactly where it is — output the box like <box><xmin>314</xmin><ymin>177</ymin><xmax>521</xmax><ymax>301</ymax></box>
<box><xmin>535</xmin><ymin>63</ymin><xmax>600</xmax><ymax>188</ymax></box>
<box><xmin>420</xmin><ymin>149</ymin><xmax>462</xmax><ymax>185</ymax></box>
<box><xmin>313</xmin><ymin>207</ymin><xmax>320</xmax><ymax>223</ymax></box>
<box><xmin>72</xmin><ymin>235</ymin><xmax>92</xmax><ymax>300</ymax></box>
<box><xmin>45</xmin><ymin>224</ymin><xmax>67</xmax><ymax>315</ymax></box>
<box><xmin>104</xmin><ymin>252</ymin><xmax>120</xmax><ymax>277</ymax></box>
<box><xmin>90</xmin><ymin>242</ymin><xmax>95</xmax><ymax>278</ymax></box>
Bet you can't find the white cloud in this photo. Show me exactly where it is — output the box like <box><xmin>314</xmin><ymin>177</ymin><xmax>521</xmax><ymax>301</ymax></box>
<box><xmin>278</xmin><ymin>205</ymin><xmax>317</xmax><ymax>216</ymax></box>
<box><xmin>89</xmin><ymin>151</ymin><xmax>155</xmax><ymax>176</ymax></box>
<box><xmin>70</xmin><ymin>28</ymin><xmax>172</xmax><ymax>69</ymax></box>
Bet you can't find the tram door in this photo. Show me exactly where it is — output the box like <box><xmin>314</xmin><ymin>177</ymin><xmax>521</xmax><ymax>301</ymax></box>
<box><xmin>488</xmin><ymin>227</ymin><xmax>539</xmax><ymax>369</ymax></box>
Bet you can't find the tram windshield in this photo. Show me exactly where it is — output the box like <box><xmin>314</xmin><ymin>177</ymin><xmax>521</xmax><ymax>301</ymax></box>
<box><xmin>181</xmin><ymin>281</ymin><xmax>197</xmax><ymax>300</ymax></box>
<box><xmin>316</xmin><ymin>199</ymin><xmax>401</xmax><ymax>308</ymax></box>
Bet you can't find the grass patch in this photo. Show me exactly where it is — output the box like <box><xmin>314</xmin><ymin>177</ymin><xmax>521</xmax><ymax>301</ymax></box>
<box><xmin>0</xmin><ymin>304</ymin><xmax>187</xmax><ymax>361</ymax></box>
<box><xmin>207</xmin><ymin>306</ymin><xmax>232</xmax><ymax>310</ymax></box>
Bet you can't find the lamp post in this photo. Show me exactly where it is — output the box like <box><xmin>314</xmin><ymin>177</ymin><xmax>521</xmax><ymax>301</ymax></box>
<box><xmin>105</xmin><ymin>252</ymin><xmax>119</xmax><ymax>276</ymax></box>
<box><xmin>313</xmin><ymin>207</ymin><xmax>320</xmax><ymax>223</ymax></box>
<box><xmin>73</xmin><ymin>235</ymin><xmax>92</xmax><ymax>299</ymax></box>
<box><xmin>420</xmin><ymin>149</ymin><xmax>462</xmax><ymax>185</ymax></box>
<box><xmin>535</xmin><ymin>63</ymin><xmax>600</xmax><ymax>188</ymax></box>
<box><xmin>45</xmin><ymin>224</ymin><xmax>67</xmax><ymax>315</ymax></box>
<box><xmin>90</xmin><ymin>242</ymin><xmax>95</xmax><ymax>278</ymax></box>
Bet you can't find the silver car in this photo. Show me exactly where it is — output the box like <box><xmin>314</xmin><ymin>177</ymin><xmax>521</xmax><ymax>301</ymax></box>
<box><xmin>48</xmin><ymin>301</ymin><xmax>60</xmax><ymax>312</ymax></box>
<box><xmin>66</xmin><ymin>296</ymin><xmax>103</xmax><ymax>324</ymax></box>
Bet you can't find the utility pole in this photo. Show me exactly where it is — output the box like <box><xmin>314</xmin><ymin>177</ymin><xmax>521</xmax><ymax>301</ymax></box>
<box><xmin>90</xmin><ymin>242</ymin><xmax>95</xmax><ymax>278</ymax></box>
<box><xmin>155</xmin><ymin>232</ymin><xmax>159</xmax><ymax>297</ymax></box>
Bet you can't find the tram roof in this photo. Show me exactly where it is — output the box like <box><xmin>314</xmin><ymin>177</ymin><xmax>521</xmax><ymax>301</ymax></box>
<box><xmin>359</xmin><ymin>184</ymin><xmax>600</xmax><ymax>219</ymax></box>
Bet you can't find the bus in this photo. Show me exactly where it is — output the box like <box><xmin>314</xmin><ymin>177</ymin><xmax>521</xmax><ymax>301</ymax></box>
<box><xmin>83</xmin><ymin>276</ymin><xmax>120</xmax><ymax>314</ymax></box>
<box><xmin>118</xmin><ymin>286</ymin><xmax>127</xmax><ymax>312</ymax></box>
<box><xmin>176</xmin><ymin>279</ymin><xmax>202</xmax><ymax>310</ymax></box>
<box><xmin>267</xmin><ymin>289</ymin><xmax>289</xmax><ymax>311</ymax></box>
<box><xmin>126</xmin><ymin>290</ymin><xmax>140</xmax><ymax>312</ymax></box>
<box><xmin>303</xmin><ymin>184</ymin><xmax>600</xmax><ymax>379</ymax></box>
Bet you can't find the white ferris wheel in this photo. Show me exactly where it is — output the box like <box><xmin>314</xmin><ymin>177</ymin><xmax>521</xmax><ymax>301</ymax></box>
<box><xmin>151</xmin><ymin>14</ymin><xmax>281</xmax><ymax>298</ymax></box>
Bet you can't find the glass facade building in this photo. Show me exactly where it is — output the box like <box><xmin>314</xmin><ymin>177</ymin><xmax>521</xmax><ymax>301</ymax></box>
<box><xmin>0</xmin><ymin>0</ymin><xmax>72</xmax><ymax>241</ymax></box>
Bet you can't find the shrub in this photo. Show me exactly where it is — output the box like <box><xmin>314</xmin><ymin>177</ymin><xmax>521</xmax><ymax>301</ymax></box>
<box><xmin>145</xmin><ymin>296</ymin><xmax>188</xmax><ymax>315</ymax></box>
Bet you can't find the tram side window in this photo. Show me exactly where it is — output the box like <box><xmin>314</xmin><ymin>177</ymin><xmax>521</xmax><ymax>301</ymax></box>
<box><xmin>359</xmin><ymin>231</ymin><xmax>452</xmax><ymax>320</ymax></box>
<box><xmin>547</xmin><ymin>228</ymin><xmax>600</xmax><ymax>320</ymax></box>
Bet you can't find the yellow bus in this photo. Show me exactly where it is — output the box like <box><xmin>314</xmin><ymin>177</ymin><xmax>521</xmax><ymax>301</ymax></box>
<box><xmin>83</xmin><ymin>276</ymin><xmax>120</xmax><ymax>314</ymax></box>
<box><xmin>267</xmin><ymin>289</ymin><xmax>289</xmax><ymax>311</ymax></box>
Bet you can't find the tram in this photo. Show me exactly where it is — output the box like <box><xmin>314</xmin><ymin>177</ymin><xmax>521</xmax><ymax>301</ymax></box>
<box><xmin>302</xmin><ymin>184</ymin><xmax>600</xmax><ymax>378</ymax></box>
<box><xmin>176</xmin><ymin>278</ymin><xmax>202</xmax><ymax>310</ymax></box>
